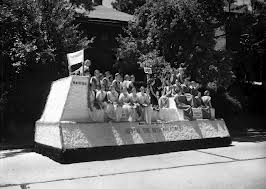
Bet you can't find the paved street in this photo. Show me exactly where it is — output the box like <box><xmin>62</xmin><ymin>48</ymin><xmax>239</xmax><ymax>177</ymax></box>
<box><xmin>1</xmin><ymin>135</ymin><xmax>266</xmax><ymax>189</ymax></box>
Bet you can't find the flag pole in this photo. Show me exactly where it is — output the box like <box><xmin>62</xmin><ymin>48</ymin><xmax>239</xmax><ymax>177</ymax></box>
<box><xmin>82</xmin><ymin>61</ymin><xmax>85</xmax><ymax>76</ymax></box>
<box><xmin>68</xmin><ymin>65</ymin><xmax>71</xmax><ymax>76</ymax></box>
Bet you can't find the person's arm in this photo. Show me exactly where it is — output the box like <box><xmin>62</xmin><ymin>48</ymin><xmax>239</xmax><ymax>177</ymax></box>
<box><xmin>107</xmin><ymin>92</ymin><xmax>112</xmax><ymax>103</ymax></box>
<box><xmin>208</xmin><ymin>97</ymin><xmax>212</xmax><ymax>108</ymax></box>
<box><xmin>155</xmin><ymin>91</ymin><xmax>160</xmax><ymax>100</ymax></box>
<box><xmin>174</xmin><ymin>95</ymin><xmax>179</xmax><ymax>108</ymax></box>
<box><xmin>88</xmin><ymin>91</ymin><xmax>95</xmax><ymax>111</ymax></box>
<box><xmin>150</xmin><ymin>85</ymin><xmax>156</xmax><ymax>97</ymax></box>
<box><xmin>162</xmin><ymin>86</ymin><xmax>166</xmax><ymax>96</ymax></box>
<box><xmin>128</xmin><ymin>94</ymin><xmax>134</xmax><ymax>105</ymax></box>
<box><xmin>96</xmin><ymin>91</ymin><xmax>105</xmax><ymax>109</ymax></box>
<box><xmin>118</xmin><ymin>94</ymin><xmax>123</xmax><ymax>106</ymax></box>
<box><xmin>95</xmin><ymin>91</ymin><xmax>100</xmax><ymax>102</ymax></box>
<box><xmin>145</xmin><ymin>94</ymin><xmax>151</xmax><ymax>105</ymax></box>
<box><xmin>165</xmin><ymin>86</ymin><xmax>172</xmax><ymax>96</ymax></box>
<box><xmin>170</xmin><ymin>74</ymin><xmax>174</xmax><ymax>84</ymax></box>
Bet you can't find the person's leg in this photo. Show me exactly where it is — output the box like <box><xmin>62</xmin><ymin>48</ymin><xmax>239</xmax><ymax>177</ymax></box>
<box><xmin>144</xmin><ymin>105</ymin><xmax>152</xmax><ymax>124</ymax></box>
<box><xmin>202</xmin><ymin>107</ymin><xmax>211</xmax><ymax>119</ymax></box>
<box><xmin>115</xmin><ymin>105</ymin><xmax>122</xmax><ymax>122</ymax></box>
<box><xmin>178</xmin><ymin>104</ymin><xmax>193</xmax><ymax>120</ymax></box>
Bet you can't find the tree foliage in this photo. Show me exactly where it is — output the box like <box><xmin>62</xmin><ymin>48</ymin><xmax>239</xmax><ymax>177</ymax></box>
<box><xmin>117</xmin><ymin>0</ymin><xmax>233</xmax><ymax>86</ymax></box>
<box><xmin>112</xmin><ymin>0</ymin><xmax>146</xmax><ymax>15</ymax></box>
<box><xmin>0</xmin><ymin>0</ymin><xmax>91</xmax><ymax>122</ymax></box>
<box><xmin>237</xmin><ymin>0</ymin><xmax>266</xmax><ymax>82</ymax></box>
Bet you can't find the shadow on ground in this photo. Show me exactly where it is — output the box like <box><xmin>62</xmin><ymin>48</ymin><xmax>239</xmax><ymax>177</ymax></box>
<box><xmin>231</xmin><ymin>128</ymin><xmax>266</xmax><ymax>143</ymax></box>
<box><xmin>0</xmin><ymin>149</ymin><xmax>32</xmax><ymax>159</ymax></box>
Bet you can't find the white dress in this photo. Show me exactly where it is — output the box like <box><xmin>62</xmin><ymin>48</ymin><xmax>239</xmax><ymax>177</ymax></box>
<box><xmin>106</xmin><ymin>90</ymin><xmax>122</xmax><ymax>121</ymax></box>
<box><xmin>119</xmin><ymin>92</ymin><xmax>132</xmax><ymax>122</ymax></box>
<box><xmin>88</xmin><ymin>90</ymin><xmax>105</xmax><ymax>122</ymax></box>
<box><xmin>129</xmin><ymin>93</ymin><xmax>141</xmax><ymax>122</ymax></box>
<box><xmin>137</xmin><ymin>92</ymin><xmax>152</xmax><ymax>124</ymax></box>
<box><xmin>159</xmin><ymin>96</ymin><xmax>184</xmax><ymax>121</ymax></box>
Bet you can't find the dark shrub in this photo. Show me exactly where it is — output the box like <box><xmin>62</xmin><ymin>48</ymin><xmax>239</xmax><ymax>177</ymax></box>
<box><xmin>207</xmin><ymin>84</ymin><xmax>243</xmax><ymax>128</ymax></box>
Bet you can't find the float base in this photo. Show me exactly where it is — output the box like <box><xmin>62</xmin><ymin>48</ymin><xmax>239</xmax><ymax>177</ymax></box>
<box><xmin>34</xmin><ymin>119</ymin><xmax>231</xmax><ymax>163</ymax></box>
<box><xmin>35</xmin><ymin>137</ymin><xmax>231</xmax><ymax>164</ymax></box>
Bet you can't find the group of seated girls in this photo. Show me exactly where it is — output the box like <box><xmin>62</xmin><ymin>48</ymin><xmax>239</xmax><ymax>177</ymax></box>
<box><xmin>150</xmin><ymin>67</ymin><xmax>213</xmax><ymax>120</ymax></box>
<box><xmin>85</xmin><ymin>69</ymin><xmax>152</xmax><ymax>123</ymax></box>
<box><xmin>83</xmin><ymin>68</ymin><xmax>214</xmax><ymax>123</ymax></box>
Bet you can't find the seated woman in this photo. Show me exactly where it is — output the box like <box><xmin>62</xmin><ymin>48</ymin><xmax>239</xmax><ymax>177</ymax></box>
<box><xmin>101</xmin><ymin>77</ymin><xmax>110</xmax><ymax>91</ymax></box>
<box><xmin>174</xmin><ymin>87</ymin><xmax>193</xmax><ymax>120</ymax></box>
<box><xmin>144</xmin><ymin>87</ymin><xmax>153</xmax><ymax>124</ymax></box>
<box><xmin>189</xmin><ymin>81</ymin><xmax>201</xmax><ymax>108</ymax></box>
<box><xmin>126</xmin><ymin>75</ymin><xmax>135</xmax><ymax>93</ymax></box>
<box><xmin>194</xmin><ymin>91</ymin><xmax>203</xmax><ymax>108</ymax></box>
<box><xmin>181</xmin><ymin>78</ymin><xmax>195</xmax><ymax>107</ymax></box>
<box><xmin>119</xmin><ymin>87</ymin><xmax>133</xmax><ymax>122</ymax></box>
<box><xmin>201</xmin><ymin>90</ymin><xmax>213</xmax><ymax>119</ymax></box>
<box><xmin>137</xmin><ymin>86</ymin><xmax>152</xmax><ymax>124</ymax></box>
<box><xmin>87</xmin><ymin>83</ymin><xmax>95</xmax><ymax>121</ymax></box>
<box><xmin>129</xmin><ymin>87</ymin><xmax>141</xmax><ymax>122</ymax></box>
<box><xmin>96</xmin><ymin>84</ymin><xmax>107</xmax><ymax>110</ymax></box>
<box><xmin>202</xmin><ymin>90</ymin><xmax>212</xmax><ymax>108</ymax></box>
<box><xmin>122</xmin><ymin>74</ymin><xmax>130</xmax><ymax>90</ymax></box>
<box><xmin>90</xmin><ymin>77</ymin><xmax>99</xmax><ymax>92</ymax></box>
<box><xmin>87</xmin><ymin>83</ymin><xmax>104</xmax><ymax>122</ymax></box>
<box><xmin>158</xmin><ymin>80</ymin><xmax>172</xmax><ymax>109</ymax></box>
<box><xmin>158</xmin><ymin>86</ymin><xmax>183</xmax><ymax>122</ymax></box>
<box><xmin>161</xmin><ymin>79</ymin><xmax>172</xmax><ymax>96</ymax></box>
<box><xmin>189</xmin><ymin>81</ymin><xmax>200</xmax><ymax>96</ymax></box>
<box><xmin>106</xmin><ymin>84</ymin><xmax>122</xmax><ymax>121</ymax></box>
<box><xmin>149</xmin><ymin>79</ymin><xmax>159</xmax><ymax>108</ymax></box>
<box><xmin>112</xmin><ymin>73</ymin><xmax>122</xmax><ymax>93</ymax></box>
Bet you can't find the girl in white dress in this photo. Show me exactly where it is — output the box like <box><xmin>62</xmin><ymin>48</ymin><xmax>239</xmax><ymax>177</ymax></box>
<box><xmin>87</xmin><ymin>83</ymin><xmax>98</xmax><ymax>122</ymax></box>
<box><xmin>96</xmin><ymin>84</ymin><xmax>107</xmax><ymax>109</ymax></box>
<box><xmin>144</xmin><ymin>88</ymin><xmax>153</xmax><ymax>124</ymax></box>
<box><xmin>137</xmin><ymin>86</ymin><xmax>152</xmax><ymax>124</ymax></box>
<box><xmin>106</xmin><ymin>84</ymin><xmax>122</xmax><ymax>121</ymax></box>
<box><xmin>87</xmin><ymin>83</ymin><xmax>104</xmax><ymax>122</ymax></box>
<box><xmin>119</xmin><ymin>87</ymin><xmax>133</xmax><ymax>122</ymax></box>
<box><xmin>129</xmin><ymin>87</ymin><xmax>141</xmax><ymax>122</ymax></box>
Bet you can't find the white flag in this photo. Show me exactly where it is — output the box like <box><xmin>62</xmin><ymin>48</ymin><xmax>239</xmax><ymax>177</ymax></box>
<box><xmin>67</xmin><ymin>49</ymin><xmax>84</xmax><ymax>67</ymax></box>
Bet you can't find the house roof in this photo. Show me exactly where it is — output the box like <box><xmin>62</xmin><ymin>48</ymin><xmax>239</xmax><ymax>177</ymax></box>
<box><xmin>224</xmin><ymin>4</ymin><xmax>250</xmax><ymax>13</ymax></box>
<box><xmin>224</xmin><ymin>0</ymin><xmax>252</xmax><ymax>13</ymax></box>
<box><xmin>77</xmin><ymin>5</ymin><xmax>134</xmax><ymax>23</ymax></box>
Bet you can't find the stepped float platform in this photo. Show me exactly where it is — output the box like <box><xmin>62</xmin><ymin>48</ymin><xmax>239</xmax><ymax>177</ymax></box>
<box><xmin>34</xmin><ymin>76</ymin><xmax>231</xmax><ymax>163</ymax></box>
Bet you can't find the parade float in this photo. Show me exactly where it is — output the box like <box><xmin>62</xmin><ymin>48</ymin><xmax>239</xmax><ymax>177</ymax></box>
<box><xmin>34</xmin><ymin>75</ymin><xmax>231</xmax><ymax>163</ymax></box>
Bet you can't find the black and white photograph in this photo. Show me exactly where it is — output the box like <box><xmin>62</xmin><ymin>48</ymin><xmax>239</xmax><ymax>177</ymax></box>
<box><xmin>1</xmin><ymin>0</ymin><xmax>265</xmax><ymax>188</ymax></box>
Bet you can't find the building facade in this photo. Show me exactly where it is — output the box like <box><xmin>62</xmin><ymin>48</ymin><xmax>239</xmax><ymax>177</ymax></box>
<box><xmin>77</xmin><ymin>0</ymin><xmax>133</xmax><ymax>72</ymax></box>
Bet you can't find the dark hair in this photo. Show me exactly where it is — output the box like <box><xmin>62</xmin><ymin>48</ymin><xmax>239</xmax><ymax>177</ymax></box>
<box><xmin>204</xmin><ymin>90</ymin><xmax>210</xmax><ymax>96</ymax></box>
<box><xmin>124</xmin><ymin>74</ymin><xmax>129</xmax><ymax>80</ymax></box>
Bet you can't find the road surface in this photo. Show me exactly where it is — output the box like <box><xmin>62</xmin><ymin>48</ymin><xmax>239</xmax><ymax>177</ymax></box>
<box><xmin>1</xmin><ymin>133</ymin><xmax>266</xmax><ymax>189</ymax></box>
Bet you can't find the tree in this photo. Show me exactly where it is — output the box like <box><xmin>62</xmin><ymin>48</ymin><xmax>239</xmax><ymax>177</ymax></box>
<box><xmin>112</xmin><ymin>0</ymin><xmax>146</xmax><ymax>15</ymax></box>
<box><xmin>0</xmin><ymin>0</ymin><xmax>92</xmax><ymax>126</ymax></box>
<box><xmin>228</xmin><ymin>0</ymin><xmax>266</xmax><ymax>83</ymax></box>
<box><xmin>117</xmin><ymin>0</ymin><xmax>233</xmax><ymax>86</ymax></box>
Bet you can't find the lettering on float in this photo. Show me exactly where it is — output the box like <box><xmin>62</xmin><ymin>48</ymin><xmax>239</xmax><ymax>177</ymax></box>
<box><xmin>125</xmin><ymin>125</ymin><xmax>183</xmax><ymax>134</ymax></box>
<box><xmin>72</xmin><ymin>81</ymin><xmax>87</xmax><ymax>85</ymax></box>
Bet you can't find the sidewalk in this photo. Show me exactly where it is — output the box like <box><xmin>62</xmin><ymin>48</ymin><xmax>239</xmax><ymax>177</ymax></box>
<box><xmin>1</xmin><ymin>136</ymin><xmax>265</xmax><ymax>189</ymax></box>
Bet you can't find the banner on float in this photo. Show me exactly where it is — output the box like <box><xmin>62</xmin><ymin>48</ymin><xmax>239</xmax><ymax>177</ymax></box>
<box><xmin>67</xmin><ymin>49</ymin><xmax>84</xmax><ymax>67</ymax></box>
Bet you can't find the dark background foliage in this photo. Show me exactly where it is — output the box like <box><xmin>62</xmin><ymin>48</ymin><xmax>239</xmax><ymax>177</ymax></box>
<box><xmin>0</xmin><ymin>0</ymin><xmax>92</xmax><ymax>140</ymax></box>
<box><xmin>114</xmin><ymin>0</ymin><xmax>265</xmax><ymax>129</ymax></box>
<box><xmin>0</xmin><ymin>0</ymin><xmax>265</xmax><ymax>143</ymax></box>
